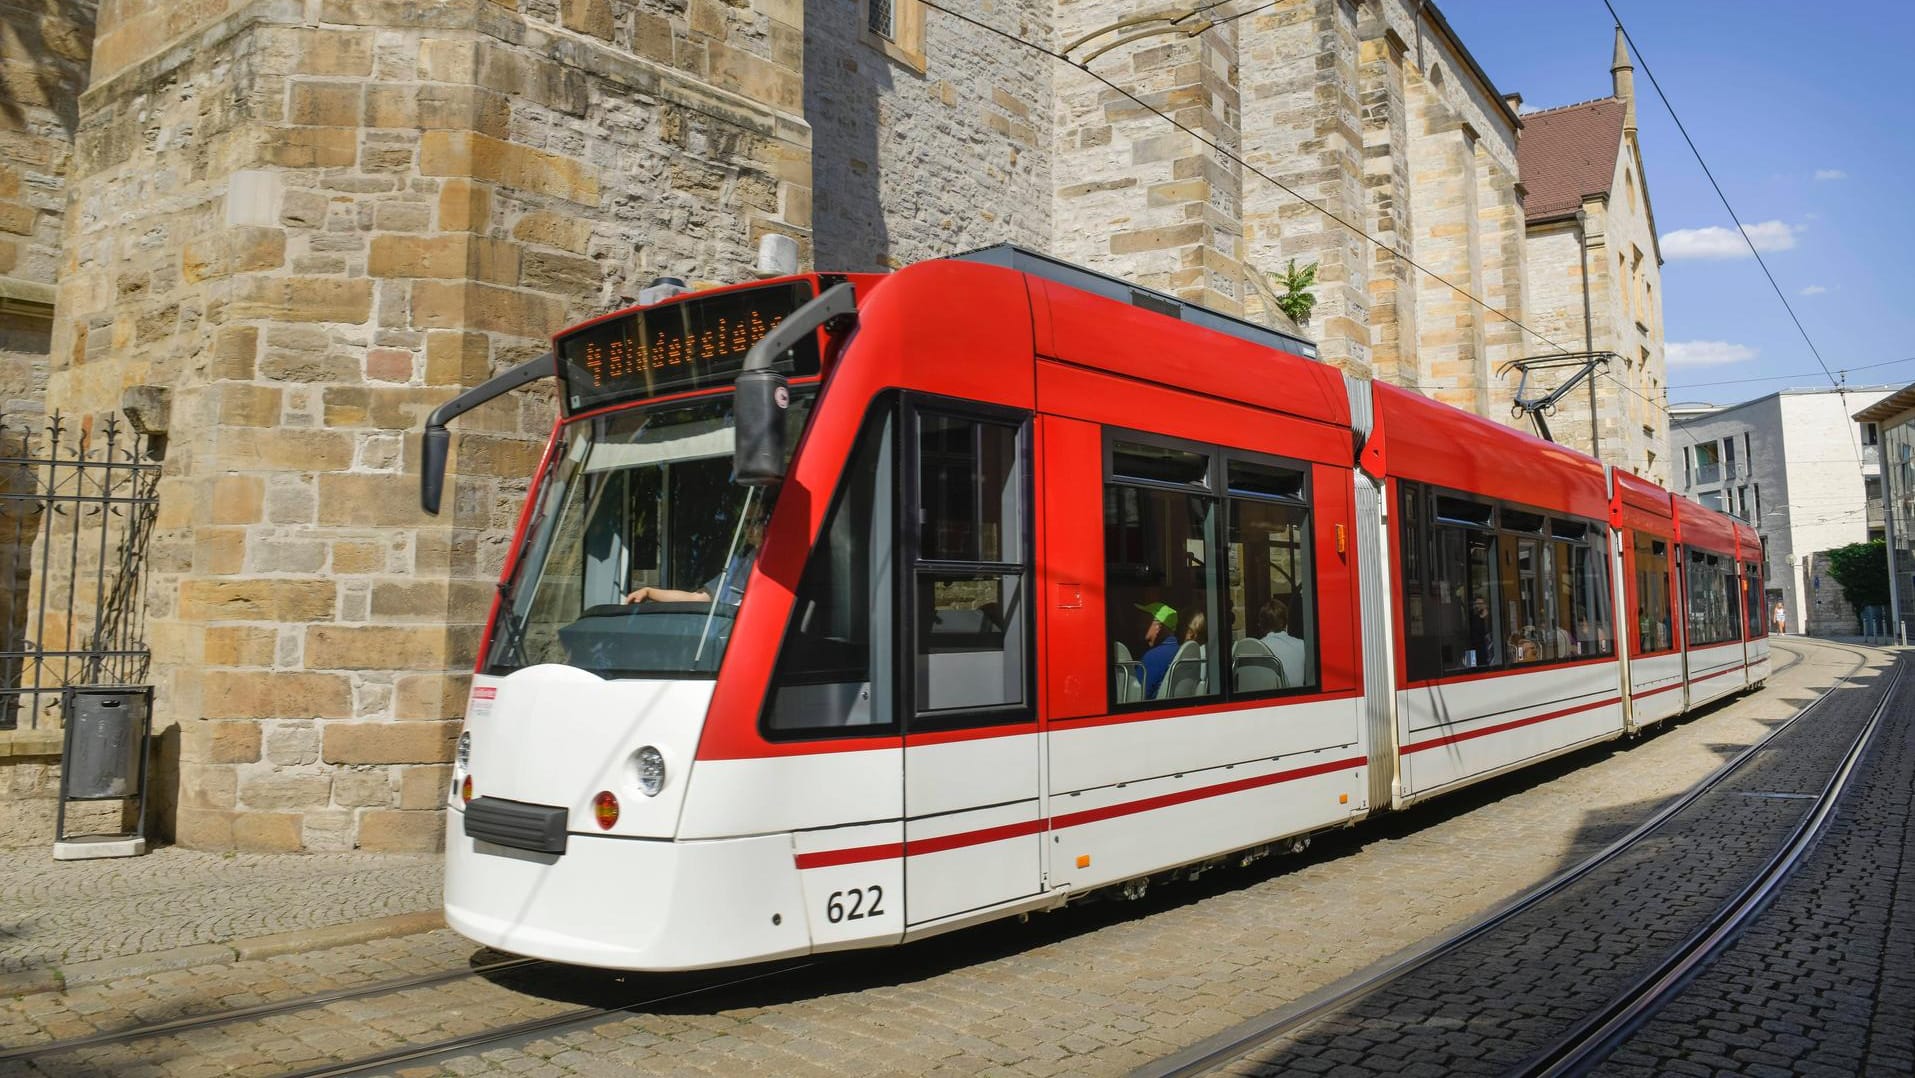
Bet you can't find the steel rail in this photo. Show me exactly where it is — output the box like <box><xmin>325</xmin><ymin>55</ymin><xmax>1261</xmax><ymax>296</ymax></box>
<box><xmin>1136</xmin><ymin>638</ymin><xmax>1857</xmax><ymax>1078</ymax></box>
<box><xmin>1519</xmin><ymin>652</ymin><xmax>1907</xmax><ymax>1077</ymax></box>
<box><xmin>0</xmin><ymin>956</ymin><xmax>544</xmax><ymax>1063</ymax></box>
<box><xmin>273</xmin><ymin>960</ymin><xmax>815</xmax><ymax>1078</ymax></box>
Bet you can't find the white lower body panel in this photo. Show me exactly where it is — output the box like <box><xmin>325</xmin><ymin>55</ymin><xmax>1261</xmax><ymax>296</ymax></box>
<box><xmin>1628</xmin><ymin>651</ymin><xmax>1685</xmax><ymax>728</ymax></box>
<box><xmin>1686</xmin><ymin>641</ymin><xmax>1747</xmax><ymax>709</ymax></box>
<box><xmin>1397</xmin><ymin>662</ymin><xmax>1625</xmax><ymax>801</ymax></box>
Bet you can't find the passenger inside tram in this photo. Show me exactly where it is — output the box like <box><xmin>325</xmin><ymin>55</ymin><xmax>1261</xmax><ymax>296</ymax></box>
<box><xmin>1467</xmin><ymin>594</ymin><xmax>1496</xmax><ymax>666</ymax></box>
<box><xmin>1133</xmin><ymin>602</ymin><xmax>1182</xmax><ymax>698</ymax></box>
<box><xmin>1257</xmin><ymin>601</ymin><xmax>1307</xmax><ymax>687</ymax></box>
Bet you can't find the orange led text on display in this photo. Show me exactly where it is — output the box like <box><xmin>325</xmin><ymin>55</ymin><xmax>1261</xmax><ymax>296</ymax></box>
<box><xmin>555</xmin><ymin>280</ymin><xmax>819</xmax><ymax>413</ymax></box>
<box><xmin>579</xmin><ymin>311</ymin><xmax>778</xmax><ymax>389</ymax></box>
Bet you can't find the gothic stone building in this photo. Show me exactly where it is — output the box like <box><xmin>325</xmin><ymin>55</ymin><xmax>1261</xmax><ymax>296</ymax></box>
<box><xmin>0</xmin><ymin>0</ymin><xmax>1667</xmax><ymax>850</ymax></box>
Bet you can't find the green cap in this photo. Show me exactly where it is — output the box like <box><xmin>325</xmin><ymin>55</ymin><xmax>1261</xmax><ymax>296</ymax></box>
<box><xmin>1134</xmin><ymin>601</ymin><xmax>1179</xmax><ymax>632</ymax></box>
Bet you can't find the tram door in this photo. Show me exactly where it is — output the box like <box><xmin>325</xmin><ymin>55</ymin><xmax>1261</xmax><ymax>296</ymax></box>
<box><xmin>900</xmin><ymin>401</ymin><xmax>1044</xmax><ymax>927</ymax></box>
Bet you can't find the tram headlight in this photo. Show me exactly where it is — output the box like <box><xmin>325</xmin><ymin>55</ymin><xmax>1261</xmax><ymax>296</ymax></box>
<box><xmin>634</xmin><ymin>745</ymin><xmax>666</xmax><ymax>797</ymax></box>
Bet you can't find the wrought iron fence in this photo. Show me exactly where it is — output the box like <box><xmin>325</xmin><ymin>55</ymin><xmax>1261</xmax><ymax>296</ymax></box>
<box><xmin>0</xmin><ymin>413</ymin><xmax>159</xmax><ymax>730</ymax></box>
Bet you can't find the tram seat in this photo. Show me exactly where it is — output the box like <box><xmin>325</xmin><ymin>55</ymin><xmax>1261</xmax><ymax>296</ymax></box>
<box><xmin>1230</xmin><ymin>638</ymin><xmax>1286</xmax><ymax>691</ymax></box>
<box><xmin>1112</xmin><ymin>642</ymin><xmax>1145</xmax><ymax>705</ymax></box>
<box><xmin>1157</xmin><ymin>641</ymin><xmax>1206</xmax><ymax>700</ymax></box>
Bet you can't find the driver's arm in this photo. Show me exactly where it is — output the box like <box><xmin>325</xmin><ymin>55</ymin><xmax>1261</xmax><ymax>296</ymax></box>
<box><xmin>624</xmin><ymin>585</ymin><xmax>713</xmax><ymax>604</ymax></box>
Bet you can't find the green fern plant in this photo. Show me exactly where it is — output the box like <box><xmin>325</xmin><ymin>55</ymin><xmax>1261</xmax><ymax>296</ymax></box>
<box><xmin>1271</xmin><ymin>259</ymin><xmax>1319</xmax><ymax>327</ymax></box>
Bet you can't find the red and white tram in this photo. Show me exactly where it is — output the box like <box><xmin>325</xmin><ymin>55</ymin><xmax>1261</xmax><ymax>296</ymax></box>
<box><xmin>421</xmin><ymin>247</ymin><xmax>1768</xmax><ymax>972</ymax></box>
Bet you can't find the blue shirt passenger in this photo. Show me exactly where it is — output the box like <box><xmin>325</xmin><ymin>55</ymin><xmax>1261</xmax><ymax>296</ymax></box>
<box><xmin>1133</xmin><ymin>602</ymin><xmax>1181</xmax><ymax>698</ymax></box>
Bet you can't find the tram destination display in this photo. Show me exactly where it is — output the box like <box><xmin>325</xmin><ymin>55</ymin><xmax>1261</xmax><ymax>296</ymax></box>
<box><xmin>556</xmin><ymin>280</ymin><xmax>821</xmax><ymax>412</ymax></box>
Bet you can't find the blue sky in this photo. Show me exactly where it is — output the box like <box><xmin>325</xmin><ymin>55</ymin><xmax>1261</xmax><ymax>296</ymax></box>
<box><xmin>1443</xmin><ymin>1</ymin><xmax>1915</xmax><ymax>406</ymax></box>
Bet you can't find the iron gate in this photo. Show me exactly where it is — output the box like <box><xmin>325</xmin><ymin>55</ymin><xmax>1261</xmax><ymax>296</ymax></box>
<box><xmin>0</xmin><ymin>413</ymin><xmax>159</xmax><ymax>730</ymax></box>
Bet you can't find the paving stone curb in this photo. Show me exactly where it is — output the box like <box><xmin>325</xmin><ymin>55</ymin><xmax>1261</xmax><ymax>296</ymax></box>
<box><xmin>8</xmin><ymin>910</ymin><xmax>445</xmax><ymax>997</ymax></box>
<box><xmin>0</xmin><ymin>968</ymin><xmax>62</xmax><ymax>997</ymax></box>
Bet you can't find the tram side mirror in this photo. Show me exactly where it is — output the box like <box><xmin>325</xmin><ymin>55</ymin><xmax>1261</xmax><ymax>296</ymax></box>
<box><xmin>734</xmin><ymin>369</ymin><xmax>790</xmax><ymax>486</ymax></box>
<box><xmin>421</xmin><ymin>425</ymin><xmax>451</xmax><ymax>515</ymax></box>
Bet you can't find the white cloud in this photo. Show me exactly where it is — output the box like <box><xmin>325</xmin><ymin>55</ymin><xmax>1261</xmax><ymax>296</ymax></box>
<box><xmin>1814</xmin><ymin>169</ymin><xmax>1848</xmax><ymax>181</ymax></box>
<box><xmin>1800</xmin><ymin>285</ymin><xmax>1828</xmax><ymax>296</ymax></box>
<box><xmin>1667</xmin><ymin>340</ymin><xmax>1758</xmax><ymax>367</ymax></box>
<box><xmin>1660</xmin><ymin>220</ymin><xmax>1798</xmax><ymax>260</ymax></box>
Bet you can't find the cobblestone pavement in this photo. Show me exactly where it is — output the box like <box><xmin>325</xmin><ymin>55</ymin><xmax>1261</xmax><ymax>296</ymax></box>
<box><xmin>0</xmin><ymin>848</ymin><xmax>441</xmax><ymax>975</ymax></box>
<box><xmin>1212</xmin><ymin>645</ymin><xmax>1894</xmax><ymax>1077</ymax></box>
<box><xmin>0</xmin><ymin>640</ymin><xmax>1870</xmax><ymax>1077</ymax></box>
<box><xmin>1598</xmin><ymin>658</ymin><xmax>1915</xmax><ymax>1078</ymax></box>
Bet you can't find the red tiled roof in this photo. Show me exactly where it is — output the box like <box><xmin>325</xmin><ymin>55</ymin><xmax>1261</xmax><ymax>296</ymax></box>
<box><xmin>1518</xmin><ymin>98</ymin><xmax>1626</xmax><ymax>223</ymax></box>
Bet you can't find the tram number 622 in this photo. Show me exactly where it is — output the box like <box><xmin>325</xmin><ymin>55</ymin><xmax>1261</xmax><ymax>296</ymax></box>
<box><xmin>825</xmin><ymin>886</ymin><xmax>885</xmax><ymax>923</ymax></box>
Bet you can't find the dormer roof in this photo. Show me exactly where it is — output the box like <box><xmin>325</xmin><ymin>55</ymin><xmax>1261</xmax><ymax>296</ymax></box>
<box><xmin>1518</xmin><ymin>97</ymin><xmax>1627</xmax><ymax>224</ymax></box>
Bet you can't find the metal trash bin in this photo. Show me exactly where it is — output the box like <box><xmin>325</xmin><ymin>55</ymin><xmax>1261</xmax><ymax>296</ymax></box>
<box><xmin>55</xmin><ymin>686</ymin><xmax>153</xmax><ymax>859</ymax></box>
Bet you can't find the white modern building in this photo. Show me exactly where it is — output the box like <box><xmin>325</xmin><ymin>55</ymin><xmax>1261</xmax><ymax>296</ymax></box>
<box><xmin>1670</xmin><ymin>387</ymin><xmax>1891</xmax><ymax>634</ymax></box>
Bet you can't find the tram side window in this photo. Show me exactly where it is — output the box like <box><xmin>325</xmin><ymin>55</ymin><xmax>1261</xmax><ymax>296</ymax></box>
<box><xmin>1498</xmin><ymin>514</ymin><xmax>1547</xmax><ymax>664</ymax></box>
<box><xmin>763</xmin><ymin>407</ymin><xmax>896</xmax><ymax>735</ymax></box>
<box><xmin>912</xmin><ymin>412</ymin><xmax>1029</xmax><ymax>718</ymax></box>
<box><xmin>1399</xmin><ymin>483</ymin><xmax>1499</xmax><ymax>679</ymax></box>
<box><xmin>1228</xmin><ymin>461</ymin><xmax>1316</xmax><ymax>694</ymax></box>
<box><xmin>1400</xmin><ymin>482</ymin><xmax>1613</xmax><ymax>679</ymax></box>
<box><xmin>1634</xmin><ymin>534</ymin><xmax>1674</xmax><ymax>652</ymax></box>
<box><xmin>1686</xmin><ymin>550</ymin><xmax>1740</xmax><ymax>646</ymax></box>
<box><xmin>1104</xmin><ymin>451</ymin><xmax>1220</xmax><ymax>706</ymax></box>
<box><xmin>1744</xmin><ymin>562</ymin><xmax>1766</xmax><ymax>638</ymax></box>
<box><xmin>1555</xmin><ymin>523</ymin><xmax>1614</xmax><ymax>659</ymax></box>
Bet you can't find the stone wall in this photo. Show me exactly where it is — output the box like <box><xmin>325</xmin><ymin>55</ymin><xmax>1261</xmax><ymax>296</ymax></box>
<box><xmin>0</xmin><ymin>728</ymin><xmax>59</xmax><ymax>845</ymax></box>
<box><xmin>0</xmin><ymin>0</ymin><xmax>93</xmax><ymax>415</ymax></box>
<box><xmin>810</xmin><ymin>0</ymin><xmax>1050</xmax><ymax>272</ymax></box>
<box><xmin>48</xmin><ymin>0</ymin><xmax>811</xmax><ymax>851</ymax></box>
<box><xmin>1053</xmin><ymin>1</ymin><xmax>1241</xmax><ymax>313</ymax></box>
<box><xmin>1804</xmin><ymin>551</ymin><xmax>1862</xmax><ymax>637</ymax></box>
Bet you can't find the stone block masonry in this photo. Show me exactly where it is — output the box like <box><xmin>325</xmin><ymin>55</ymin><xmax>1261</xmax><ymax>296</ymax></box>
<box><xmin>46</xmin><ymin>0</ymin><xmax>811</xmax><ymax>851</ymax></box>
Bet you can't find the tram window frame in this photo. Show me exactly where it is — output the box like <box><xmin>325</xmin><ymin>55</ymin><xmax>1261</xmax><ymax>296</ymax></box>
<box><xmin>1227</xmin><ymin>459</ymin><xmax>1318</xmax><ymax>698</ymax></box>
<box><xmin>1632</xmin><ymin>532</ymin><xmax>1677</xmax><ymax>655</ymax></box>
<box><xmin>1684</xmin><ymin>547</ymin><xmax>1742</xmax><ymax>647</ymax></box>
<box><xmin>903</xmin><ymin>396</ymin><xmax>1036</xmax><ymax>731</ymax></box>
<box><xmin>1744</xmin><ymin>561</ymin><xmax>1767</xmax><ymax>639</ymax></box>
<box><xmin>1397</xmin><ymin>480</ymin><xmax>1613</xmax><ymax>682</ymax></box>
<box><xmin>761</xmin><ymin>397</ymin><xmax>902</xmax><ymax>740</ymax></box>
<box><xmin>1099</xmin><ymin>429</ymin><xmax>1320</xmax><ymax>711</ymax></box>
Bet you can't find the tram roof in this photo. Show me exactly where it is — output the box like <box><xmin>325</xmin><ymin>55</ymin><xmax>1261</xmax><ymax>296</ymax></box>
<box><xmin>1613</xmin><ymin>469</ymin><xmax>1675</xmax><ymax>529</ymax></box>
<box><xmin>948</xmin><ymin>244</ymin><xmax>1318</xmax><ymax>360</ymax></box>
<box><xmin>1672</xmin><ymin>494</ymin><xmax>1741</xmax><ymax>556</ymax></box>
<box><xmin>1371</xmin><ymin>381</ymin><xmax>1610</xmax><ymax>521</ymax></box>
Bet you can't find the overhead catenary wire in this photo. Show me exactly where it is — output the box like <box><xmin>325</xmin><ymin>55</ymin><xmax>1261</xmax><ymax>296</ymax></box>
<box><xmin>1601</xmin><ymin>0</ymin><xmax>1863</xmax><ymax>469</ymax></box>
<box><xmin>916</xmin><ymin>0</ymin><xmax>1584</xmax><ymax>363</ymax></box>
<box><xmin>916</xmin><ymin>0</ymin><xmax>1721</xmax><ymax>469</ymax></box>
<box><xmin>1673</xmin><ymin>356</ymin><xmax>1915</xmax><ymax>391</ymax></box>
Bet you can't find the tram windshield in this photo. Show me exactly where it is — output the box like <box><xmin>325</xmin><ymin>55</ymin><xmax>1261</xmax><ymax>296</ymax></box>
<box><xmin>486</xmin><ymin>392</ymin><xmax>813</xmax><ymax>679</ymax></box>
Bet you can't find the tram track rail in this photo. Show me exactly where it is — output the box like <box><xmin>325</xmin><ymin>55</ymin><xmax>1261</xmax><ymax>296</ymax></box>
<box><xmin>1517</xmin><ymin>650</ymin><xmax>1907</xmax><ymax>1078</ymax></box>
<box><xmin>273</xmin><ymin>959</ymin><xmax>814</xmax><ymax>1078</ymax></box>
<box><xmin>1138</xmin><ymin>639</ymin><xmax>1878</xmax><ymax>1078</ymax></box>
<box><xmin>0</xmin><ymin>955</ymin><xmax>545</xmax><ymax>1066</ymax></box>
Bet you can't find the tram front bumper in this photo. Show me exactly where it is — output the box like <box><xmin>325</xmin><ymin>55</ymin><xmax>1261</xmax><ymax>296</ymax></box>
<box><xmin>444</xmin><ymin>812</ymin><xmax>810</xmax><ymax>971</ymax></box>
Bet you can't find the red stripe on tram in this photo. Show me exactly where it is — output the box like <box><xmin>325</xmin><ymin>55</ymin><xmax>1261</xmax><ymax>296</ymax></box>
<box><xmin>793</xmin><ymin>754</ymin><xmax>1367</xmax><ymax>869</ymax></box>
